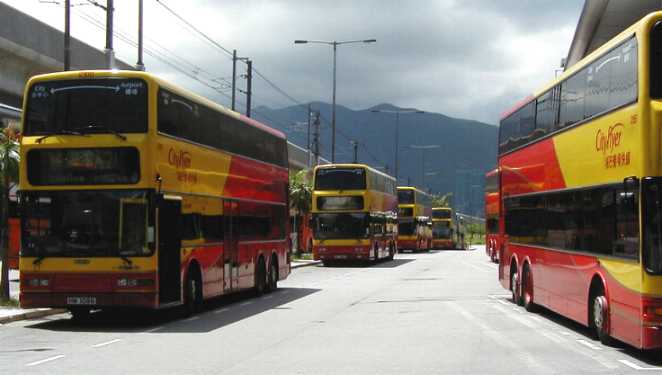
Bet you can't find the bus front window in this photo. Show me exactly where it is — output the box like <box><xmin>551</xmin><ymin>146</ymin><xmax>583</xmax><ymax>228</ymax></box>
<box><xmin>313</xmin><ymin>213</ymin><xmax>369</xmax><ymax>239</ymax></box>
<box><xmin>398</xmin><ymin>190</ymin><xmax>414</xmax><ymax>204</ymax></box>
<box><xmin>20</xmin><ymin>190</ymin><xmax>151</xmax><ymax>258</ymax></box>
<box><xmin>314</xmin><ymin>168</ymin><xmax>366</xmax><ymax>190</ymax></box>
<box><xmin>433</xmin><ymin>222</ymin><xmax>452</xmax><ymax>239</ymax></box>
<box><xmin>24</xmin><ymin>78</ymin><xmax>148</xmax><ymax>136</ymax></box>
<box><xmin>398</xmin><ymin>221</ymin><xmax>415</xmax><ymax>235</ymax></box>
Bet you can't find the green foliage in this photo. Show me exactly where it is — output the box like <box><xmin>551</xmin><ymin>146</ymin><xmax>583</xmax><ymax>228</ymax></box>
<box><xmin>289</xmin><ymin>169</ymin><xmax>312</xmax><ymax>214</ymax></box>
<box><xmin>432</xmin><ymin>192</ymin><xmax>452</xmax><ymax>207</ymax></box>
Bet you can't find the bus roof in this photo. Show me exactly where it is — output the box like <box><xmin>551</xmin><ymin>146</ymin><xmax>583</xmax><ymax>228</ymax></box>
<box><xmin>25</xmin><ymin>70</ymin><xmax>286</xmax><ymax>140</ymax></box>
<box><xmin>499</xmin><ymin>11</ymin><xmax>660</xmax><ymax>121</ymax></box>
<box><xmin>432</xmin><ymin>207</ymin><xmax>451</xmax><ymax>211</ymax></box>
<box><xmin>397</xmin><ymin>186</ymin><xmax>430</xmax><ymax>195</ymax></box>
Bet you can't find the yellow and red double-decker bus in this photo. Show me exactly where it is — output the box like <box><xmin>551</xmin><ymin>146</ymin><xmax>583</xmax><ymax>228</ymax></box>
<box><xmin>431</xmin><ymin>207</ymin><xmax>454</xmax><ymax>249</ymax></box>
<box><xmin>498</xmin><ymin>11</ymin><xmax>662</xmax><ymax>349</ymax></box>
<box><xmin>397</xmin><ymin>186</ymin><xmax>432</xmax><ymax>252</ymax></box>
<box><xmin>311</xmin><ymin>164</ymin><xmax>397</xmax><ymax>265</ymax></box>
<box><xmin>18</xmin><ymin>70</ymin><xmax>290</xmax><ymax>319</ymax></box>
<box><xmin>484</xmin><ymin>168</ymin><xmax>501</xmax><ymax>263</ymax></box>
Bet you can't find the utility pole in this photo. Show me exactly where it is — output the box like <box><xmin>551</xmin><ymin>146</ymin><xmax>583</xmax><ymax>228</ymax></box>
<box><xmin>231</xmin><ymin>50</ymin><xmax>237</xmax><ymax>111</ymax></box>
<box><xmin>136</xmin><ymin>0</ymin><xmax>145</xmax><ymax>71</ymax></box>
<box><xmin>312</xmin><ymin>111</ymin><xmax>321</xmax><ymax>166</ymax></box>
<box><xmin>351</xmin><ymin>140</ymin><xmax>358</xmax><ymax>163</ymax></box>
<box><xmin>64</xmin><ymin>0</ymin><xmax>71</xmax><ymax>71</ymax></box>
<box><xmin>246</xmin><ymin>59</ymin><xmax>252</xmax><ymax>117</ymax></box>
<box><xmin>104</xmin><ymin>0</ymin><xmax>115</xmax><ymax>69</ymax></box>
<box><xmin>307</xmin><ymin>104</ymin><xmax>312</xmax><ymax>167</ymax></box>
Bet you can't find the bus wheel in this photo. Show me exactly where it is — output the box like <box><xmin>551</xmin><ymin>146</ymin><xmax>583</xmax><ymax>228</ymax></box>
<box><xmin>510</xmin><ymin>270</ymin><xmax>522</xmax><ymax>306</ymax></box>
<box><xmin>254</xmin><ymin>257</ymin><xmax>267</xmax><ymax>296</ymax></box>
<box><xmin>185</xmin><ymin>269</ymin><xmax>202</xmax><ymax>315</ymax></box>
<box><xmin>70</xmin><ymin>308</ymin><xmax>90</xmax><ymax>321</ymax></box>
<box><xmin>522</xmin><ymin>265</ymin><xmax>536</xmax><ymax>312</ymax></box>
<box><xmin>591</xmin><ymin>292</ymin><xmax>614</xmax><ymax>345</ymax></box>
<box><xmin>267</xmin><ymin>258</ymin><xmax>278</xmax><ymax>292</ymax></box>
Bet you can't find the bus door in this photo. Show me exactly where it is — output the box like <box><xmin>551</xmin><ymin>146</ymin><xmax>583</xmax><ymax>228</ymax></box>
<box><xmin>158</xmin><ymin>197</ymin><xmax>182</xmax><ymax>304</ymax></box>
<box><xmin>223</xmin><ymin>200</ymin><xmax>240</xmax><ymax>292</ymax></box>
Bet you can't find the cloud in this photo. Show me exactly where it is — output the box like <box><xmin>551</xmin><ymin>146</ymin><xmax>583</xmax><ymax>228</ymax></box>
<box><xmin>1</xmin><ymin>0</ymin><xmax>583</xmax><ymax>124</ymax></box>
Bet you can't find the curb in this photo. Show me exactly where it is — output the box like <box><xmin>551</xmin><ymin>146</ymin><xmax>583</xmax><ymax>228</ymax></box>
<box><xmin>0</xmin><ymin>308</ymin><xmax>67</xmax><ymax>324</ymax></box>
<box><xmin>291</xmin><ymin>260</ymin><xmax>322</xmax><ymax>269</ymax></box>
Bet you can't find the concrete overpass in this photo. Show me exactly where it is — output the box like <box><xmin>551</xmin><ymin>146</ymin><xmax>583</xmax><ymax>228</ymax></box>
<box><xmin>566</xmin><ymin>0</ymin><xmax>662</xmax><ymax>69</ymax></box>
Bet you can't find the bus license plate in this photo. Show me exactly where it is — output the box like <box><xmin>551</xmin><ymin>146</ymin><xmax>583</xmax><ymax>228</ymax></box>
<box><xmin>66</xmin><ymin>297</ymin><xmax>96</xmax><ymax>305</ymax></box>
<box><xmin>334</xmin><ymin>255</ymin><xmax>348</xmax><ymax>259</ymax></box>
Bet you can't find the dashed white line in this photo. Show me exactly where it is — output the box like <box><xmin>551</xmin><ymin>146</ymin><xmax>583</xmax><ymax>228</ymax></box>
<box><xmin>559</xmin><ymin>331</ymin><xmax>572</xmax><ymax>336</ymax></box>
<box><xmin>496</xmin><ymin>299</ymin><xmax>510</xmax><ymax>306</ymax></box>
<box><xmin>183</xmin><ymin>316</ymin><xmax>200</xmax><ymax>322</ymax></box>
<box><xmin>213</xmin><ymin>308</ymin><xmax>230</xmax><ymax>314</ymax></box>
<box><xmin>619</xmin><ymin>359</ymin><xmax>662</xmax><ymax>371</ymax></box>
<box><xmin>262</xmin><ymin>295</ymin><xmax>274</xmax><ymax>300</ymax></box>
<box><xmin>141</xmin><ymin>326</ymin><xmax>164</xmax><ymax>334</ymax></box>
<box><xmin>281</xmin><ymin>290</ymin><xmax>290</xmax><ymax>295</ymax></box>
<box><xmin>92</xmin><ymin>339</ymin><xmax>122</xmax><ymax>348</ymax></box>
<box><xmin>576</xmin><ymin>339</ymin><xmax>602</xmax><ymax>351</ymax></box>
<box><xmin>26</xmin><ymin>355</ymin><xmax>65</xmax><ymax>367</ymax></box>
<box><xmin>240</xmin><ymin>301</ymin><xmax>253</xmax><ymax>307</ymax></box>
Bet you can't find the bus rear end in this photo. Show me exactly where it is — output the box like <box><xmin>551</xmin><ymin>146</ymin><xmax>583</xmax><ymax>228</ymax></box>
<box><xmin>18</xmin><ymin>71</ymin><xmax>158</xmax><ymax>316</ymax></box>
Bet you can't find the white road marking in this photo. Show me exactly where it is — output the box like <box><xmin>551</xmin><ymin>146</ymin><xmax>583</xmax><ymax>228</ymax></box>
<box><xmin>26</xmin><ymin>355</ymin><xmax>65</xmax><ymax>367</ymax></box>
<box><xmin>493</xmin><ymin>305</ymin><xmax>537</xmax><ymax>328</ymax></box>
<box><xmin>559</xmin><ymin>331</ymin><xmax>572</xmax><ymax>336</ymax></box>
<box><xmin>281</xmin><ymin>290</ymin><xmax>290</xmax><ymax>295</ymax></box>
<box><xmin>92</xmin><ymin>339</ymin><xmax>122</xmax><ymax>348</ymax></box>
<box><xmin>141</xmin><ymin>326</ymin><xmax>164</xmax><ymax>334</ymax></box>
<box><xmin>449</xmin><ymin>302</ymin><xmax>553</xmax><ymax>374</ymax></box>
<box><xmin>460</xmin><ymin>261</ymin><xmax>489</xmax><ymax>272</ymax></box>
<box><xmin>619</xmin><ymin>359</ymin><xmax>662</xmax><ymax>371</ymax></box>
<box><xmin>262</xmin><ymin>295</ymin><xmax>274</xmax><ymax>300</ymax></box>
<box><xmin>496</xmin><ymin>299</ymin><xmax>510</xmax><ymax>306</ymax></box>
<box><xmin>213</xmin><ymin>308</ymin><xmax>230</xmax><ymax>314</ymax></box>
<box><xmin>240</xmin><ymin>301</ymin><xmax>253</xmax><ymax>307</ymax></box>
<box><xmin>182</xmin><ymin>316</ymin><xmax>200</xmax><ymax>322</ymax></box>
<box><xmin>576</xmin><ymin>339</ymin><xmax>602</xmax><ymax>350</ymax></box>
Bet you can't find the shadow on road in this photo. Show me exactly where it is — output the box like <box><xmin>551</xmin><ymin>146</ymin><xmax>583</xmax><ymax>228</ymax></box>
<box><xmin>320</xmin><ymin>258</ymin><xmax>414</xmax><ymax>268</ymax></box>
<box><xmin>24</xmin><ymin>287</ymin><xmax>320</xmax><ymax>334</ymax></box>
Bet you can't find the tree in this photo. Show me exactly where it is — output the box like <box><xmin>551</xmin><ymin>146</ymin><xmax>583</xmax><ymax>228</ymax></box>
<box><xmin>432</xmin><ymin>192</ymin><xmax>452</xmax><ymax>207</ymax></box>
<box><xmin>0</xmin><ymin>127</ymin><xmax>19</xmax><ymax>301</ymax></box>
<box><xmin>288</xmin><ymin>170</ymin><xmax>312</xmax><ymax>254</ymax></box>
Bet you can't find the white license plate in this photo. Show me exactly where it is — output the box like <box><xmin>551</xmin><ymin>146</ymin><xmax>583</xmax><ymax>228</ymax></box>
<box><xmin>334</xmin><ymin>255</ymin><xmax>348</xmax><ymax>259</ymax></box>
<box><xmin>66</xmin><ymin>296</ymin><xmax>96</xmax><ymax>305</ymax></box>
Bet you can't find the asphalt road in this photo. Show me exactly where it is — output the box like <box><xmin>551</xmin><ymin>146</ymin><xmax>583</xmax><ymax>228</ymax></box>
<box><xmin>2</xmin><ymin>246</ymin><xmax>662</xmax><ymax>374</ymax></box>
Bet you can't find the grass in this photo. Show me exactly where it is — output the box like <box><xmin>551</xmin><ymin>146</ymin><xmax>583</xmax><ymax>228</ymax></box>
<box><xmin>0</xmin><ymin>298</ymin><xmax>19</xmax><ymax>308</ymax></box>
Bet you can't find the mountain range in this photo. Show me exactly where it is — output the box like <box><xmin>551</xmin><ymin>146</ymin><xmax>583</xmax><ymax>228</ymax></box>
<box><xmin>251</xmin><ymin>102</ymin><xmax>498</xmax><ymax>216</ymax></box>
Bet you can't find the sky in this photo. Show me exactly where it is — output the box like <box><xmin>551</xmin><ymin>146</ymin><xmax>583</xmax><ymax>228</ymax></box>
<box><xmin>1</xmin><ymin>0</ymin><xmax>584</xmax><ymax>125</ymax></box>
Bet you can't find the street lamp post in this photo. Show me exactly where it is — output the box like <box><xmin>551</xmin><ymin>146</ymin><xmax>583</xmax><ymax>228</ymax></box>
<box><xmin>295</xmin><ymin>39</ymin><xmax>376</xmax><ymax>162</ymax></box>
<box><xmin>371</xmin><ymin>109</ymin><xmax>424</xmax><ymax>184</ymax></box>
<box><xmin>409</xmin><ymin>144</ymin><xmax>440</xmax><ymax>187</ymax></box>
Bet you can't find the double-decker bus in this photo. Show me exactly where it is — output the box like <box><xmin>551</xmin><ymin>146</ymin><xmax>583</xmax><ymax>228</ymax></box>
<box><xmin>498</xmin><ymin>12</ymin><xmax>662</xmax><ymax>349</ymax></box>
<box><xmin>18</xmin><ymin>70</ymin><xmax>290</xmax><ymax>319</ymax></box>
<box><xmin>485</xmin><ymin>168</ymin><xmax>501</xmax><ymax>263</ymax></box>
<box><xmin>397</xmin><ymin>186</ymin><xmax>432</xmax><ymax>251</ymax></box>
<box><xmin>431</xmin><ymin>207</ymin><xmax>454</xmax><ymax>249</ymax></box>
<box><xmin>311</xmin><ymin>164</ymin><xmax>397</xmax><ymax>265</ymax></box>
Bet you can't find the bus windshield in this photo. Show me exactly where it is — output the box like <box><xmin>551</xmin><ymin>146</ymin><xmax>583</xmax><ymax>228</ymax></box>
<box><xmin>313</xmin><ymin>213</ymin><xmax>369</xmax><ymax>239</ymax></box>
<box><xmin>315</xmin><ymin>168</ymin><xmax>366</xmax><ymax>190</ymax></box>
<box><xmin>433</xmin><ymin>210</ymin><xmax>451</xmax><ymax>219</ymax></box>
<box><xmin>24</xmin><ymin>78</ymin><xmax>148</xmax><ymax>135</ymax></box>
<box><xmin>433</xmin><ymin>221</ymin><xmax>451</xmax><ymax>239</ymax></box>
<box><xmin>20</xmin><ymin>190</ymin><xmax>152</xmax><ymax>258</ymax></box>
<box><xmin>398</xmin><ymin>190</ymin><xmax>414</xmax><ymax>204</ymax></box>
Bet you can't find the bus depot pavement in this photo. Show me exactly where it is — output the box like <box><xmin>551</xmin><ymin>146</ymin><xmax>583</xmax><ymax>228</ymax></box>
<box><xmin>0</xmin><ymin>259</ymin><xmax>321</xmax><ymax>324</ymax></box>
<box><xmin>3</xmin><ymin>247</ymin><xmax>662</xmax><ymax>374</ymax></box>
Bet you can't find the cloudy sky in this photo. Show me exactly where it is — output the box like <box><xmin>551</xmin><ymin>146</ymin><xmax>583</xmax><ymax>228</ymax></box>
<box><xmin>2</xmin><ymin>0</ymin><xmax>583</xmax><ymax>125</ymax></box>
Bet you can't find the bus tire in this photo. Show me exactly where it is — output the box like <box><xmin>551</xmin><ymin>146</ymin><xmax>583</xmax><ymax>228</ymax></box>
<box><xmin>184</xmin><ymin>267</ymin><xmax>202</xmax><ymax>315</ymax></box>
<box><xmin>522</xmin><ymin>264</ymin><xmax>537</xmax><ymax>312</ymax></box>
<box><xmin>510</xmin><ymin>266</ymin><xmax>522</xmax><ymax>306</ymax></box>
<box><xmin>70</xmin><ymin>308</ymin><xmax>90</xmax><ymax>321</ymax></box>
<box><xmin>590</xmin><ymin>291</ymin><xmax>614</xmax><ymax>346</ymax></box>
<box><xmin>254</xmin><ymin>257</ymin><xmax>267</xmax><ymax>296</ymax></box>
<box><xmin>267</xmin><ymin>257</ymin><xmax>278</xmax><ymax>292</ymax></box>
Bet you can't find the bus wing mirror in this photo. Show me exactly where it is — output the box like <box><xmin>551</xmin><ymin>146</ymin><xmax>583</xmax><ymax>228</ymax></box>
<box><xmin>623</xmin><ymin>176</ymin><xmax>639</xmax><ymax>192</ymax></box>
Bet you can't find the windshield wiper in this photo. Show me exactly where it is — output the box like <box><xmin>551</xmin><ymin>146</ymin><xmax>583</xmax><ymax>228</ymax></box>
<box><xmin>35</xmin><ymin>129</ymin><xmax>89</xmax><ymax>144</ymax></box>
<box><xmin>73</xmin><ymin>124</ymin><xmax>127</xmax><ymax>141</ymax></box>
